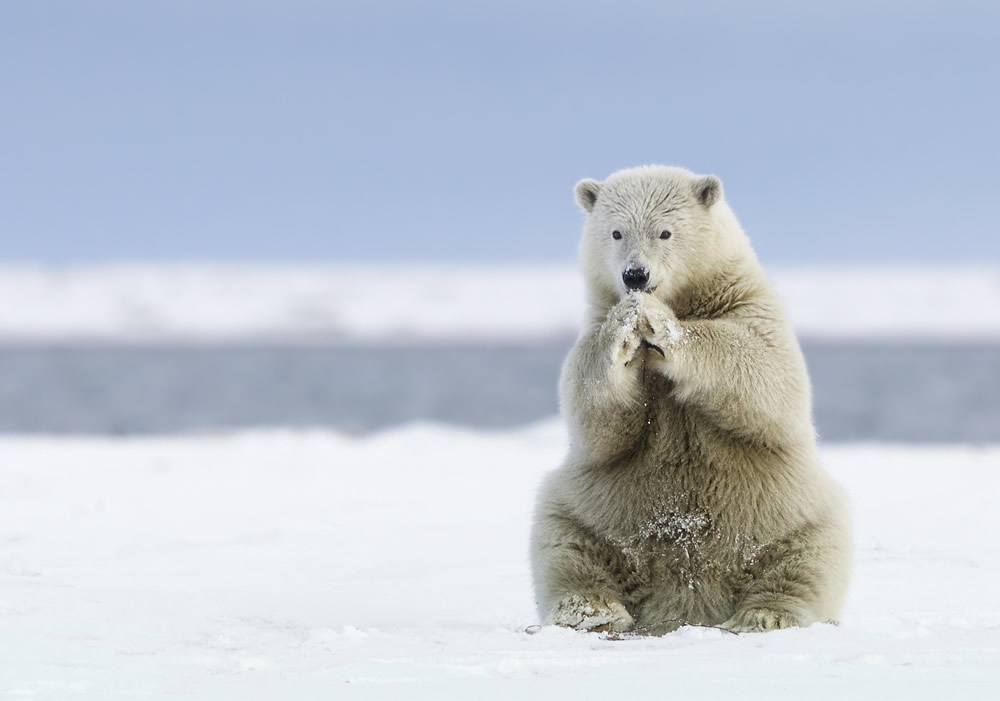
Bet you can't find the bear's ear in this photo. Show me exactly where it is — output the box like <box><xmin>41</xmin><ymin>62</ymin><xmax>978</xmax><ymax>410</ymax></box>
<box><xmin>574</xmin><ymin>178</ymin><xmax>602</xmax><ymax>213</ymax></box>
<box><xmin>693</xmin><ymin>175</ymin><xmax>722</xmax><ymax>208</ymax></box>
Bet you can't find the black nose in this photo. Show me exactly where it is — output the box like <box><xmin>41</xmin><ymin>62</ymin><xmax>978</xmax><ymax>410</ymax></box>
<box><xmin>622</xmin><ymin>267</ymin><xmax>650</xmax><ymax>290</ymax></box>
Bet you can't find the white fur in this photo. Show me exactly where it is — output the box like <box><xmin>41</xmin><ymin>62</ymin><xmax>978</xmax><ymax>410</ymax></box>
<box><xmin>531</xmin><ymin>165</ymin><xmax>851</xmax><ymax>634</ymax></box>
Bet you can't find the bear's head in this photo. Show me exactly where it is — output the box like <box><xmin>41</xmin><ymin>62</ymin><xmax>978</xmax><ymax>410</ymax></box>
<box><xmin>574</xmin><ymin>165</ymin><xmax>751</xmax><ymax>309</ymax></box>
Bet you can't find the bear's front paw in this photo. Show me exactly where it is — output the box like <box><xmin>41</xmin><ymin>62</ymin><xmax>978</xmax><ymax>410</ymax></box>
<box><xmin>616</xmin><ymin>328</ymin><xmax>645</xmax><ymax>369</ymax></box>
<box><xmin>722</xmin><ymin>607</ymin><xmax>802</xmax><ymax>633</ymax></box>
<box><xmin>546</xmin><ymin>594</ymin><xmax>634</xmax><ymax>633</ymax></box>
<box><xmin>604</xmin><ymin>294</ymin><xmax>646</xmax><ymax>368</ymax></box>
<box><xmin>639</xmin><ymin>298</ymin><xmax>685</xmax><ymax>354</ymax></box>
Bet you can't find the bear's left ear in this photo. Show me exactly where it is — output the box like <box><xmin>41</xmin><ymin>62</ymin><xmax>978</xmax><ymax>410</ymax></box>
<box><xmin>574</xmin><ymin>178</ymin><xmax>602</xmax><ymax>213</ymax></box>
<box><xmin>693</xmin><ymin>175</ymin><xmax>722</xmax><ymax>208</ymax></box>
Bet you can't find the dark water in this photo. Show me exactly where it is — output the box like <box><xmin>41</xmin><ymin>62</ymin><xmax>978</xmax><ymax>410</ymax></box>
<box><xmin>0</xmin><ymin>342</ymin><xmax>997</xmax><ymax>442</ymax></box>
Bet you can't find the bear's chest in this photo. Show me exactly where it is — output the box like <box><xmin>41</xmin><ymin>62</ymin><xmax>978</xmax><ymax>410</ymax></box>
<box><xmin>630</xmin><ymin>378</ymin><xmax>717</xmax><ymax>480</ymax></box>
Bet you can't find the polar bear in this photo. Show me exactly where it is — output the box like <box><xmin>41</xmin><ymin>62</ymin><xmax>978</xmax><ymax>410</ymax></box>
<box><xmin>530</xmin><ymin>165</ymin><xmax>850</xmax><ymax>634</ymax></box>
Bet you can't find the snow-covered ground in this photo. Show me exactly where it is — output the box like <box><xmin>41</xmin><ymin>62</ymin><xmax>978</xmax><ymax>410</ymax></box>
<box><xmin>1</xmin><ymin>264</ymin><xmax>999</xmax><ymax>342</ymax></box>
<box><xmin>2</xmin><ymin>422</ymin><xmax>998</xmax><ymax>699</ymax></box>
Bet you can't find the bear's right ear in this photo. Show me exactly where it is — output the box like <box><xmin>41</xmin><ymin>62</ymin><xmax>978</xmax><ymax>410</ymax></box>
<box><xmin>574</xmin><ymin>179</ymin><xmax>602</xmax><ymax>213</ymax></box>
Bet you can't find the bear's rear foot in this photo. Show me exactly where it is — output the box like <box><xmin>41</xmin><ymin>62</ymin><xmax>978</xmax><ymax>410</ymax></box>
<box><xmin>722</xmin><ymin>606</ymin><xmax>804</xmax><ymax>633</ymax></box>
<box><xmin>546</xmin><ymin>593</ymin><xmax>634</xmax><ymax>633</ymax></box>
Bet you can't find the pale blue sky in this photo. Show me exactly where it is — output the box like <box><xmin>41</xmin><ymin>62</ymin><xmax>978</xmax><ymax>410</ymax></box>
<box><xmin>1</xmin><ymin>1</ymin><xmax>998</xmax><ymax>263</ymax></box>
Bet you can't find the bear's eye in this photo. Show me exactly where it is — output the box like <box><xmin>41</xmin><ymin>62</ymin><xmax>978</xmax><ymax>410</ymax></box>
<box><xmin>611</xmin><ymin>230</ymin><xmax>622</xmax><ymax>240</ymax></box>
<box><xmin>659</xmin><ymin>230</ymin><xmax>672</xmax><ymax>240</ymax></box>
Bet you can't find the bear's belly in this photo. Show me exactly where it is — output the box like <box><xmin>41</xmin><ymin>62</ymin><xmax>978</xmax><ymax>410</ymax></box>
<box><xmin>572</xmin><ymin>378</ymin><xmax>800</xmax><ymax>628</ymax></box>
<box><xmin>611</xmin><ymin>518</ymin><xmax>760</xmax><ymax>629</ymax></box>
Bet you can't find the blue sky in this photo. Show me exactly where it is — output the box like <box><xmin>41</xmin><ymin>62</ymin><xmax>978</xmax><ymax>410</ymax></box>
<box><xmin>1</xmin><ymin>1</ymin><xmax>997</xmax><ymax>263</ymax></box>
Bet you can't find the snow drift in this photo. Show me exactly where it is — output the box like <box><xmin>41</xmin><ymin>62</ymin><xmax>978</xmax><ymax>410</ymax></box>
<box><xmin>0</xmin><ymin>264</ymin><xmax>998</xmax><ymax>342</ymax></box>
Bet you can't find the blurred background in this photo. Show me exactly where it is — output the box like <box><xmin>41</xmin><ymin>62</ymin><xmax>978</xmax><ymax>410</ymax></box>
<box><xmin>1</xmin><ymin>0</ymin><xmax>998</xmax><ymax>441</ymax></box>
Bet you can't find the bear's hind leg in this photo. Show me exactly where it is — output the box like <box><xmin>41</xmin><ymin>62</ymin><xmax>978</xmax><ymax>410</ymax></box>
<box><xmin>722</xmin><ymin>518</ymin><xmax>850</xmax><ymax>633</ymax></box>
<box><xmin>531</xmin><ymin>509</ymin><xmax>634</xmax><ymax>633</ymax></box>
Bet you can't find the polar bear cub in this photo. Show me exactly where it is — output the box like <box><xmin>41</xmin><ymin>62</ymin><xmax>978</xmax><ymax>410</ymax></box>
<box><xmin>530</xmin><ymin>165</ymin><xmax>850</xmax><ymax>634</ymax></box>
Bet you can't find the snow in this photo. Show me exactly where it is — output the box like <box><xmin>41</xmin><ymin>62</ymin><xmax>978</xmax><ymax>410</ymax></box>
<box><xmin>2</xmin><ymin>422</ymin><xmax>999</xmax><ymax>699</ymax></box>
<box><xmin>0</xmin><ymin>264</ymin><xmax>998</xmax><ymax>342</ymax></box>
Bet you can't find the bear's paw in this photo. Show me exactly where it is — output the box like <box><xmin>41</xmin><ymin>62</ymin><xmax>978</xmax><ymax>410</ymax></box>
<box><xmin>547</xmin><ymin>594</ymin><xmax>634</xmax><ymax>633</ymax></box>
<box><xmin>605</xmin><ymin>295</ymin><xmax>646</xmax><ymax>368</ymax></box>
<box><xmin>722</xmin><ymin>607</ymin><xmax>803</xmax><ymax>633</ymax></box>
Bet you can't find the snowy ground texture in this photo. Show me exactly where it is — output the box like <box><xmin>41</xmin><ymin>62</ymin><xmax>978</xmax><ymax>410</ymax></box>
<box><xmin>3</xmin><ymin>422</ymin><xmax>999</xmax><ymax>699</ymax></box>
<box><xmin>1</xmin><ymin>264</ymin><xmax>999</xmax><ymax>341</ymax></box>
